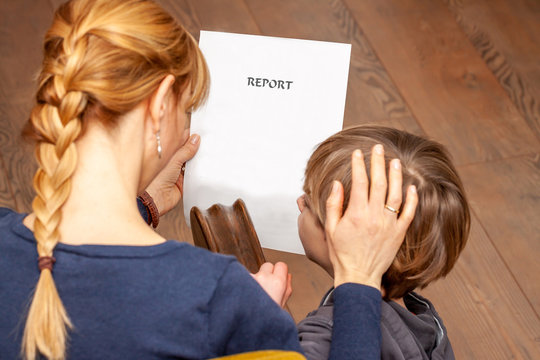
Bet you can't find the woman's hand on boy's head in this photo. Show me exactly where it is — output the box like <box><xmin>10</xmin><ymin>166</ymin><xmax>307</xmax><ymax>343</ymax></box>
<box><xmin>251</xmin><ymin>262</ymin><xmax>293</xmax><ymax>308</ymax></box>
<box><xmin>324</xmin><ymin>145</ymin><xmax>418</xmax><ymax>291</ymax></box>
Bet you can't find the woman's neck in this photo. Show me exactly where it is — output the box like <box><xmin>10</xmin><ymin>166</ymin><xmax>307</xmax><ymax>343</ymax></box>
<box><xmin>25</xmin><ymin>113</ymin><xmax>165</xmax><ymax>246</ymax></box>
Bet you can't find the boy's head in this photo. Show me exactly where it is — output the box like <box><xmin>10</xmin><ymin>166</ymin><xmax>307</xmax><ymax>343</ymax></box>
<box><xmin>297</xmin><ymin>125</ymin><xmax>470</xmax><ymax>299</ymax></box>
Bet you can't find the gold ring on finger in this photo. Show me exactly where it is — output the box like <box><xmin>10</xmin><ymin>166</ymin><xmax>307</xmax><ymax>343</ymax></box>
<box><xmin>384</xmin><ymin>204</ymin><xmax>399</xmax><ymax>214</ymax></box>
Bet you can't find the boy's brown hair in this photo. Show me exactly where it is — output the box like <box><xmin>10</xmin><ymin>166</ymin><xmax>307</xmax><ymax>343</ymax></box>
<box><xmin>304</xmin><ymin>125</ymin><xmax>470</xmax><ymax>299</ymax></box>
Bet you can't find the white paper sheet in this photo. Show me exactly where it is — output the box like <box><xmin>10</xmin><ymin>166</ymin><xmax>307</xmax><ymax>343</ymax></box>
<box><xmin>184</xmin><ymin>31</ymin><xmax>351</xmax><ymax>254</ymax></box>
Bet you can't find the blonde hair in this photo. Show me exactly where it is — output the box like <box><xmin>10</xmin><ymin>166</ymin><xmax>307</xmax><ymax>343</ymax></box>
<box><xmin>22</xmin><ymin>0</ymin><xmax>209</xmax><ymax>358</ymax></box>
<box><xmin>304</xmin><ymin>125</ymin><xmax>470</xmax><ymax>300</ymax></box>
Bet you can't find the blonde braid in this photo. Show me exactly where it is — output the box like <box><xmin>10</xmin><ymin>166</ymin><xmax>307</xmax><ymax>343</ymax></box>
<box><xmin>23</xmin><ymin>16</ymin><xmax>88</xmax><ymax>360</ymax></box>
<box><xmin>21</xmin><ymin>0</ymin><xmax>210</xmax><ymax>358</ymax></box>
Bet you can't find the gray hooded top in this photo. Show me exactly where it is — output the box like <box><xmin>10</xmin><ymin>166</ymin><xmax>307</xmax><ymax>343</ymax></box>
<box><xmin>297</xmin><ymin>290</ymin><xmax>455</xmax><ymax>360</ymax></box>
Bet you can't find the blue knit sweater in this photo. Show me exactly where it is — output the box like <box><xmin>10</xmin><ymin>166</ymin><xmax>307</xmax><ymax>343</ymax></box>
<box><xmin>0</xmin><ymin>207</ymin><xmax>381</xmax><ymax>359</ymax></box>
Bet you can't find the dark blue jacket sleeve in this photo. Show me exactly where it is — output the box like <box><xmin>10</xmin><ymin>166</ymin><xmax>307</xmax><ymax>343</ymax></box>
<box><xmin>208</xmin><ymin>263</ymin><xmax>381</xmax><ymax>359</ymax></box>
<box><xmin>207</xmin><ymin>261</ymin><xmax>303</xmax><ymax>357</ymax></box>
<box><xmin>329</xmin><ymin>283</ymin><xmax>382</xmax><ymax>360</ymax></box>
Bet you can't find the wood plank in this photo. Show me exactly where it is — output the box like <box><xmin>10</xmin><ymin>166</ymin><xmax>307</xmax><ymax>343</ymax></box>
<box><xmin>0</xmin><ymin>94</ymin><xmax>37</xmax><ymax>212</ymax></box>
<box><xmin>244</xmin><ymin>0</ymin><xmax>421</xmax><ymax>132</ymax></box>
<box><xmin>458</xmin><ymin>154</ymin><xmax>540</xmax><ymax>312</ymax></box>
<box><xmin>188</xmin><ymin>0</ymin><xmax>260</xmax><ymax>34</ymax></box>
<box><xmin>420</xmin><ymin>215</ymin><xmax>540</xmax><ymax>359</ymax></box>
<box><xmin>344</xmin><ymin>0</ymin><xmax>539</xmax><ymax>165</ymax></box>
<box><xmin>156</xmin><ymin>0</ymin><xmax>201</xmax><ymax>39</ymax></box>
<box><xmin>2</xmin><ymin>3</ymin><xmax>537</xmax><ymax>360</ymax></box>
<box><xmin>157</xmin><ymin>201</ymin><xmax>194</xmax><ymax>245</ymax></box>
<box><xmin>48</xmin><ymin>0</ymin><xmax>65</xmax><ymax>8</ymax></box>
<box><xmin>50</xmin><ymin>0</ymin><xmax>201</xmax><ymax>38</ymax></box>
<box><xmin>444</xmin><ymin>0</ymin><xmax>540</xmax><ymax>142</ymax></box>
<box><xmin>0</xmin><ymin>150</ymin><xmax>17</xmax><ymax>210</ymax></box>
<box><xmin>0</xmin><ymin>0</ymin><xmax>55</xmax><ymax>212</ymax></box>
<box><xmin>376</xmin><ymin>118</ymin><xmax>425</xmax><ymax>137</ymax></box>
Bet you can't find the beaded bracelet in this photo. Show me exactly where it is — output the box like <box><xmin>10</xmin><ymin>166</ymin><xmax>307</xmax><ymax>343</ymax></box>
<box><xmin>138</xmin><ymin>191</ymin><xmax>160</xmax><ymax>228</ymax></box>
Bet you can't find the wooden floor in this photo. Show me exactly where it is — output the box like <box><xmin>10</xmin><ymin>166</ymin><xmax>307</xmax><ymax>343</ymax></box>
<box><xmin>1</xmin><ymin>0</ymin><xmax>539</xmax><ymax>358</ymax></box>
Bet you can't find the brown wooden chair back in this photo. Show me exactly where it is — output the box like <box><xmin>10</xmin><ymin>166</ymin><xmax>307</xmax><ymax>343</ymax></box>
<box><xmin>190</xmin><ymin>199</ymin><xmax>266</xmax><ymax>273</ymax></box>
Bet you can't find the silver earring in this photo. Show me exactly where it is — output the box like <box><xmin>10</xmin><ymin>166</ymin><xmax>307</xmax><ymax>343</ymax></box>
<box><xmin>156</xmin><ymin>130</ymin><xmax>162</xmax><ymax>159</ymax></box>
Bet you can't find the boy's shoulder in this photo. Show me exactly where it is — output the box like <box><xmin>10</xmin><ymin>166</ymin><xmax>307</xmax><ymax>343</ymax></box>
<box><xmin>381</xmin><ymin>292</ymin><xmax>455</xmax><ymax>360</ymax></box>
<box><xmin>298</xmin><ymin>287</ymin><xmax>335</xmax><ymax>330</ymax></box>
<box><xmin>298</xmin><ymin>290</ymin><xmax>455</xmax><ymax>360</ymax></box>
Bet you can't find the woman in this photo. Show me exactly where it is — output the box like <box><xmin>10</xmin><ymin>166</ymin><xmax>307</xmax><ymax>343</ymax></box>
<box><xmin>0</xmin><ymin>0</ymin><xmax>417</xmax><ymax>359</ymax></box>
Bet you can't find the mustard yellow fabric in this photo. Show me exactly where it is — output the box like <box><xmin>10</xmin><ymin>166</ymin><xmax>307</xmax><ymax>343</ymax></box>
<box><xmin>210</xmin><ymin>350</ymin><xmax>306</xmax><ymax>359</ymax></box>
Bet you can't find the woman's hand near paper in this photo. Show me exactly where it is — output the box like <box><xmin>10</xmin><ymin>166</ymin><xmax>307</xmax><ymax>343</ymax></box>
<box><xmin>145</xmin><ymin>130</ymin><xmax>201</xmax><ymax>216</ymax></box>
<box><xmin>252</xmin><ymin>262</ymin><xmax>293</xmax><ymax>308</ymax></box>
<box><xmin>325</xmin><ymin>145</ymin><xmax>418</xmax><ymax>290</ymax></box>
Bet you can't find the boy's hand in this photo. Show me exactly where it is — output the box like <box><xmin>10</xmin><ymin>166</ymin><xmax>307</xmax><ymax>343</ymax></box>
<box><xmin>251</xmin><ymin>262</ymin><xmax>293</xmax><ymax>308</ymax></box>
<box><xmin>325</xmin><ymin>145</ymin><xmax>418</xmax><ymax>290</ymax></box>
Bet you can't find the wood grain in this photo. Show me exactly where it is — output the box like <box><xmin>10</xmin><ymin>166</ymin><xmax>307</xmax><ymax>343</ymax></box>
<box><xmin>2</xmin><ymin>1</ymin><xmax>539</xmax><ymax>358</ymax></box>
<box><xmin>344</xmin><ymin>0</ymin><xmax>539</xmax><ymax>165</ymax></box>
<box><xmin>156</xmin><ymin>0</ymin><xmax>201</xmax><ymax>38</ymax></box>
<box><xmin>188</xmin><ymin>0</ymin><xmax>260</xmax><ymax>34</ymax></box>
<box><xmin>190</xmin><ymin>199</ymin><xmax>266</xmax><ymax>273</ymax></box>
<box><xmin>420</xmin><ymin>216</ymin><xmax>540</xmax><ymax>359</ymax></box>
<box><xmin>244</xmin><ymin>0</ymin><xmax>420</xmax><ymax>131</ymax></box>
<box><xmin>0</xmin><ymin>150</ymin><xmax>16</xmax><ymax>209</ymax></box>
<box><xmin>458</xmin><ymin>154</ymin><xmax>540</xmax><ymax>313</ymax></box>
<box><xmin>156</xmin><ymin>203</ymin><xmax>194</xmax><ymax>245</ymax></box>
<box><xmin>0</xmin><ymin>0</ymin><xmax>54</xmax><ymax>212</ymax></box>
<box><xmin>444</xmin><ymin>0</ymin><xmax>540</xmax><ymax>142</ymax></box>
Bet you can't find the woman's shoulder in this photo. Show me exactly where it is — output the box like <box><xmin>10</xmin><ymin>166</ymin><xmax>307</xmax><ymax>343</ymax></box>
<box><xmin>0</xmin><ymin>207</ymin><xmax>20</xmax><ymax>223</ymax></box>
<box><xmin>153</xmin><ymin>240</ymin><xmax>242</xmax><ymax>281</ymax></box>
<box><xmin>0</xmin><ymin>207</ymin><xmax>30</xmax><ymax>239</ymax></box>
<box><xmin>162</xmin><ymin>240</ymin><xmax>236</xmax><ymax>265</ymax></box>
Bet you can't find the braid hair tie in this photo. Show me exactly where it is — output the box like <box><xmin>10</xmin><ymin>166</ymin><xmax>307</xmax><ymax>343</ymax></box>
<box><xmin>38</xmin><ymin>256</ymin><xmax>56</xmax><ymax>272</ymax></box>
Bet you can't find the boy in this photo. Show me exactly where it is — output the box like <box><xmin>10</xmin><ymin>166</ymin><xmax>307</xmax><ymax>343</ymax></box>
<box><xmin>296</xmin><ymin>125</ymin><xmax>470</xmax><ymax>360</ymax></box>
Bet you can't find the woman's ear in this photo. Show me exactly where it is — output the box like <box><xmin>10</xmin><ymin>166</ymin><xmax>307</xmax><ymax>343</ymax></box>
<box><xmin>149</xmin><ymin>74</ymin><xmax>176</xmax><ymax>131</ymax></box>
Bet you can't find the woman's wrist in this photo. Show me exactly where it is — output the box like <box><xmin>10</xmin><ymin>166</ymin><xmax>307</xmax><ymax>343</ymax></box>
<box><xmin>333</xmin><ymin>268</ymin><xmax>382</xmax><ymax>290</ymax></box>
<box><xmin>144</xmin><ymin>183</ymin><xmax>179</xmax><ymax>216</ymax></box>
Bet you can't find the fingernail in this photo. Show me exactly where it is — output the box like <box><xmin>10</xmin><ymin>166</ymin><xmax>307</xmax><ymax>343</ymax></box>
<box><xmin>190</xmin><ymin>134</ymin><xmax>200</xmax><ymax>144</ymax></box>
<box><xmin>332</xmin><ymin>180</ymin><xmax>340</xmax><ymax>193</ymax></box>
<box><xmin>410</xmin><ymin>185</ymin><xmax>417</xmax><ymax>193</ymax></box>
<box><xmin>392</xmin><ymin>159</ymin><xmax>401</xmax><ymax>169</ymax></box>
<box><xmin>375</xmin><ymin>144</ymin><xmax>384</xmax><ymax>154</ymax></box>
<box><xmin>354</xmin><ymin>149</ymin><xmax>363</xmax><ymax>158</ymax></box>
